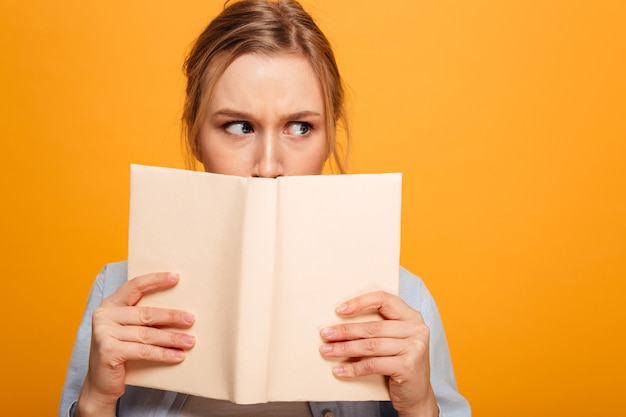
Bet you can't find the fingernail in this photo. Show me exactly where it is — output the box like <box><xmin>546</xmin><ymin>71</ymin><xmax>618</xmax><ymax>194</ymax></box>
<box><xmin>320</xmin><ymin>344</ymin><xmax>333</xmax><ymax>353</ymax></box>
<box><xmin>332</xmin><ymin>365</ymin><xmax>346</xmax><ymax>376</ymax></box>
<box><xmin>182</xmin><ymin>335</ymin><xmax>195</xmax><ymax>346</ymax></box>
<box><xmin>183</xmin><ymin>313</ymin><xmax>195</xmax><ymax>324</ymax></box>
<box><xmin>320</xmin><ymin>327</ymin><xmax>335</xmax><ymax>338</ymax></box>
<box><xmin>172</xmin><ymin>350</ymin><xmax>185</xmax><ymax>360</ymax></box>
<box><xmin>336</xmin><ymin>303</ymin><xmax>348</xmax><ymax>313</ymax></box>
<box><xmin>167</xmin><ymin>273</ymin><xmax>179</xmax><ymax>282</ymax></box>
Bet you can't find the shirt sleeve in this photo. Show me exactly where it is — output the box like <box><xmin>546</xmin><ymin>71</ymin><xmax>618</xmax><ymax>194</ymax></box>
<box><xmin>58</xmin><ymin>263</ymin><xmax>123</xmax><ymax>417</ymax></box>
<box><xmin>399</xmin><ymin>267</ymin><xmax>472</xmax><ymax>417</ymax></box>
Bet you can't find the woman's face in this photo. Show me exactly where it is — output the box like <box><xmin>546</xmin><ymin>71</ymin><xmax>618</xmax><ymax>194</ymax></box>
<box><xmin>197</xmin><ymin>53</ymin><xmax>328</xmax><ymax>177</ymax></box>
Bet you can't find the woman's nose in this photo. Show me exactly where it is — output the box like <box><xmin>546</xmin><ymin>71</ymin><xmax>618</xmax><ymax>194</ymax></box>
<box><xmin>253</xmin><ymin>134</ymin><xmax>284</xmax><ymax>178</ymax></box>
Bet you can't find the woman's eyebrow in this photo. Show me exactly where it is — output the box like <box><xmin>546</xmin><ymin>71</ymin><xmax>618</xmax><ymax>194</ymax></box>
<box><xmin>283</xmin><ymin>111</ymin><xmax>323</xmax><ymax>120</ymax></box>
<box><xmin>211</xmin><ymin>109</ymin><xmax>252</xmax><ymax>120</ymax></box>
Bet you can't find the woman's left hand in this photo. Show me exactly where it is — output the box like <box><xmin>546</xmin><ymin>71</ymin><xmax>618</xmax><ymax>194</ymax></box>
<box><xmin>319</xmin><ymin>291</ymin><xmax>438</xmax><ymax>417</ymax></box>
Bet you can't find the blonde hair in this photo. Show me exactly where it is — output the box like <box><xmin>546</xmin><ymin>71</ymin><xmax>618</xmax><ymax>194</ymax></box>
<box><xmin>182</xmin><ymin>0</ymin><xmax>350</xmax><ymax>173</ymax></box>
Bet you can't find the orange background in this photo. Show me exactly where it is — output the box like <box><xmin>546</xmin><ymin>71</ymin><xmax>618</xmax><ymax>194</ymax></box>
<box><xmin>1</xmin><ymin>1</ymin><xmax>625</xmax><ymax>416</ymax></box>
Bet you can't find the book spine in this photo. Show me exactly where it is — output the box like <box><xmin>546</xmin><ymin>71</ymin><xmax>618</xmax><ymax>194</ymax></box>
<box><xmin>233</xmin><ymin>178</ymin><xmax>277</xmax><ymax>404</ymax></box>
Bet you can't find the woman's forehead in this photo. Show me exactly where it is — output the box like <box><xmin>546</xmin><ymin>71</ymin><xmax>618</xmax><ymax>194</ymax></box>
<box><xmin>208</xmin><ymin>53</ymin><xmax>325</xmax><ymax>118</ymax></box>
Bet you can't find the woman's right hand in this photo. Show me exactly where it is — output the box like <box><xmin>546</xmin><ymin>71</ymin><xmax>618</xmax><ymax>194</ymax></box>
<box><xmin>76</xmin><ymin>272</ymin><xmax>196</xmax><ymax>417</ymax></box>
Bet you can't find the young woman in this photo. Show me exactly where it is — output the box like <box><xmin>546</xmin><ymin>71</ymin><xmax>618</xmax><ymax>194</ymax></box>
<box><xmin>60</xmin><ymin>1</ymin><xmax>471</xmax><ymax>416</ymax></box>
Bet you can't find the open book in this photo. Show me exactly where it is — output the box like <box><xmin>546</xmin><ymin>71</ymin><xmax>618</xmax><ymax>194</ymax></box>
<box><xmin>125</xmin><ymin>164</ymin><xmax>402</xmax><ymax>403</ymax></box>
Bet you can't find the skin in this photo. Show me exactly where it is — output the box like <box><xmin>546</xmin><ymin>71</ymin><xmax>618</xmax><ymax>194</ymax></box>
<box><xmin>196</xmin><ymin>53</ymin><xmax>328</xmax><ymax>177</ymax></box>
<box><xmin>76</xmin><ymin>54</ymin><xmax>437</xmax><ymax>417</ymax></box>
<box><xmin>320</xmin><ymin>292</ymin><xmax>438</xmax><ymax>417</ymax></box>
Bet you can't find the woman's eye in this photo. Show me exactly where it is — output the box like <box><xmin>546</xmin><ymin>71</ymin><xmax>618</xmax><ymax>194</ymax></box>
<box><xmin>225</xmin><ymin>121</ymin><xmax>254</xmax><ymax>135</ymax></box>
<box><xmin>286</xmin><ymin>122</ymin><xmax>312</xmax><ymax>136</ymax></box>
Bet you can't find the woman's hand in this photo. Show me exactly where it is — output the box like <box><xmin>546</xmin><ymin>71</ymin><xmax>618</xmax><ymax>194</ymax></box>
<box><xmin>319</xmin><ymin>291</ymin><xmax>438</xmax><ymax>417</ymax></box>
<box><xmin>76</xmin><ymin>272</ymin><xmax>196</xmax><ymax>417</ymax></box>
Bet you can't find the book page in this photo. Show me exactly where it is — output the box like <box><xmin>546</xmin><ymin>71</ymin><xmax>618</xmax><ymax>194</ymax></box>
<box><xmin>125</xmin><ymin>165</ymin><xmax>247</xmax><ymax>399</ymax></box>
<box><xmin>267</xmin><ymin>173</ymin><xmax>402</xmax><ymax>401</ymax></box>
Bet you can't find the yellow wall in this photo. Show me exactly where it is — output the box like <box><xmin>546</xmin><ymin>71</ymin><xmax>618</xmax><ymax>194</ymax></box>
<box><xmin>1</xmin><ymin>1</ymin><xmax>624</xmax><ymax>415</ymax></box>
